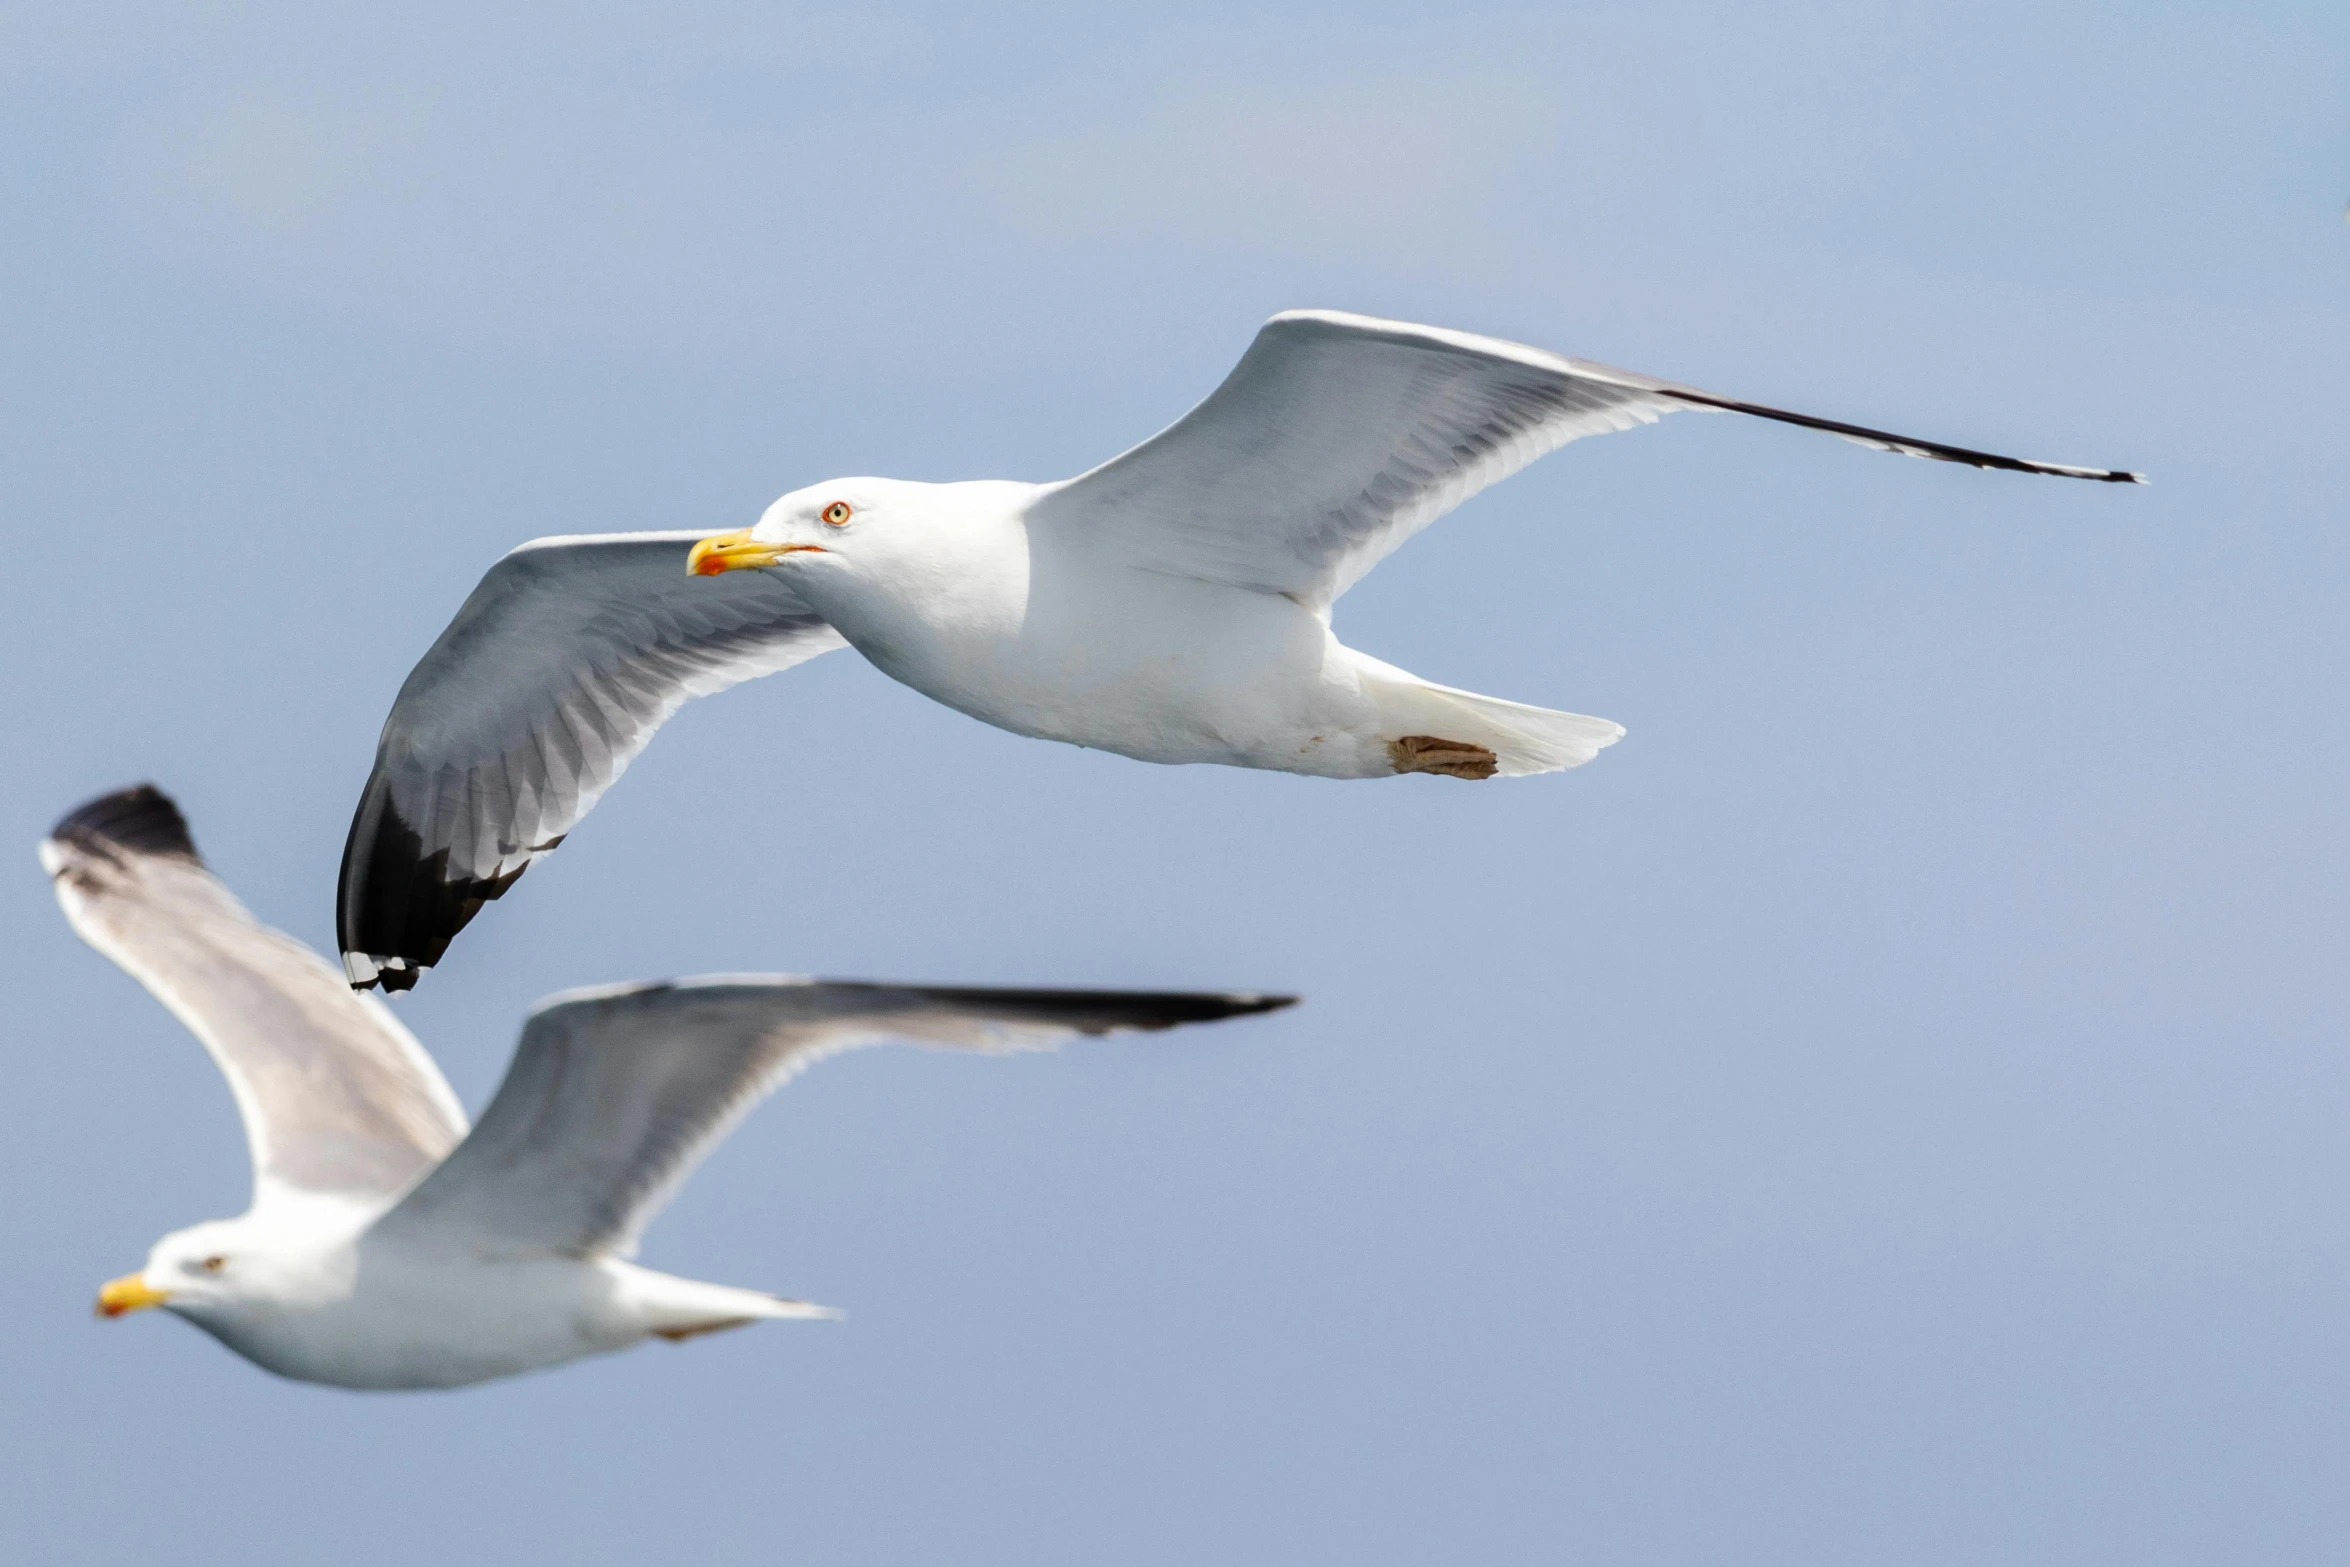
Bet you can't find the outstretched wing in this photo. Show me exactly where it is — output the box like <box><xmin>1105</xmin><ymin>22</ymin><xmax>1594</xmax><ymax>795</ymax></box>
<box><xmin>1031</xmin><ymin>309</ymin><xmax>2140</xmax><ymax>610</ymax></box>
<box><xmin>371</xmin><ymin>976</ymin><xmax>1295</xmax><ymax>1259</ymax></box>
<box><xmin>42</xmin><ymin>786</ymin><xmax>467</xmax><ymax>1212</ymax></box>
<box><xmin>338</xmin><ymin>533</ymin><xmax>847</xmax><ymax>992</ymax></box>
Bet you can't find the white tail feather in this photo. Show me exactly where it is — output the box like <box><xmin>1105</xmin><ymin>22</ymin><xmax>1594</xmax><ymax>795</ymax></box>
<box><xmin>1358</xmin><ymin>660</ymin><xmax>1623</xmax><ymax>778</ymax></box>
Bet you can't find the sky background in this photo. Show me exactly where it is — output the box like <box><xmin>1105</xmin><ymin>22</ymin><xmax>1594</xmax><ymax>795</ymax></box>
<box><xmin>2</xmin><ymin>2</ymin><xmax>2346</xmax><ymax>1562</ymax></box>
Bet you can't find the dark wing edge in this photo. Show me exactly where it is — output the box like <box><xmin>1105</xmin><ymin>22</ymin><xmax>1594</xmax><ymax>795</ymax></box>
<box><xmin>337</xmin><ymin>769</ymin><xmax>533</xmax><ymax>992</ymax></box>
<box><xmin>876</xmin><ymin>982</ymin><xmax>1298</xmax><ymax>1031</ymax></box>
<box><xmin>1617</xmin><ymin>377</ymin><xmax>2146</xmax><ymax>484</ymax></box>
<box><xmin>50</xmin><ymin>784</ymin><xmax>201</xmax><ymax>863</ymax></box>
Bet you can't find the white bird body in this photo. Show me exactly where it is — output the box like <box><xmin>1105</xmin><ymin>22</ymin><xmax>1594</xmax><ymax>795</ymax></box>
<box><xmin>781</xmin><ymin>478</ymin><xmax>1414</xmax><ymax>777</ymax></box>
<box><xmin>335</xmin><ymin>308</ymin><xmax>2140</xmax><ymax>990</ymax></box>
<box><xmin>47</xmin><ymin>785</ymin><xmax>1290</xmax><ymax>1390</ymax></box>
<box><xmin>163</xmin><ymin>1215</ymin><xmax>805</xmax><ymax>1390</ymax></box>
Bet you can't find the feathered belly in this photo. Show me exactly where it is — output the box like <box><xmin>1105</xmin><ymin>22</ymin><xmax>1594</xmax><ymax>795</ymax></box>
<box><xmin>857</xmin><ymin>583</ymin><xmax>1386</xmax><ymax>776</ymax></box>
<box><xmin>210</xmin><ymin>1259</ymin><xmax>631</xmax><ymax>1389</ymax></box>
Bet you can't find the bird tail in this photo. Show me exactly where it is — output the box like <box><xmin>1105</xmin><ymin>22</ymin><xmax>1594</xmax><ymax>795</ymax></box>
<box><xmin>641</xmin><ymin>1277</ymin><xmax>843</xmax><ymax>1342</ymax></box>
<box><xmin>1354</xmin><ymin>656</ymin><xmax>1623</xmax><ymax>779</ymax></box>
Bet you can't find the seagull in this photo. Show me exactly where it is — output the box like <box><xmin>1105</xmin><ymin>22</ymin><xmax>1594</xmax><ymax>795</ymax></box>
<box><xmin>339</xmin><ymin>308</ymin><xmax>2140</xmax><ymax>990</ymax></box>
<box><xmin>48</xmin><ymin>784</ymin><xmax>1292</xmax><ymax>1390</ymax></box>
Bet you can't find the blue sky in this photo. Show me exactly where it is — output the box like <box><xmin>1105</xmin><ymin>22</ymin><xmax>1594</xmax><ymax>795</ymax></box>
<box><xmin>2</xmin><ymin>3</ymin><xmax>2346</xmax><ymax>1562</ymax></box>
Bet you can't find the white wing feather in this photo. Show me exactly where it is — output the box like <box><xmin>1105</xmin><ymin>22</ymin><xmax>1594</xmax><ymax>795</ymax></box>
<box><xmin>43</xmin><ymin>787</ymin><xmax>466</xmax><ymax>1214</ymax></box>
<box><xmin>371</xmin><ymin>977</ymin><xmax>1292</xmax><ymax>1258</ymax></box>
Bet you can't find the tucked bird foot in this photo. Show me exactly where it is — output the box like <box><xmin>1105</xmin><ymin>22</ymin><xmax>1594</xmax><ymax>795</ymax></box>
<box><xmin>1387</xmin><ymin>735</ymin><xmax>1498</xmax><ymax>780</ymax></box>
<box><xmin>653</xmin><ymin>1316</ymin><xmax>757</xmax><ymax>1342</ymax></box>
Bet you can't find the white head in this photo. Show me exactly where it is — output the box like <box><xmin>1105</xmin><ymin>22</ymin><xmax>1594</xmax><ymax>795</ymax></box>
<box><xmin>98</xmin><ymin>1218</ymin><xmax>261</xmax><ymax>1321</ymax></box>
<box><xmin>685</xmin><ymin>477</ymin><xmax>1035</xmax><ymax>619</ymax></box>
<box><xmin>96</xmin><ymin>1213</ymin><xmax>350</xmax><ymax>1350</ymax></box>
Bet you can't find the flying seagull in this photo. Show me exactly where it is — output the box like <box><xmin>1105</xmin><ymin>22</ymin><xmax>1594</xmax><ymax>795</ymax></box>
<box><xmin>340</xmin><ymin>308</ymin><xmax>2140</xmax><ymax>990</ymax></box>
<box><xmin>48</xmin><ymin>784</ymin><xmax>1291</xmax><ymax>1390</ymax></box>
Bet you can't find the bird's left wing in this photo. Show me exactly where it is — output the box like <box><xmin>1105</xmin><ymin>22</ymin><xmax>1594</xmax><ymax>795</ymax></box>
<box><xmin>42</xmin><ymin>786</ymin><xmax>468</xmax><ymax>1212</ymax></box>
<box><xmin>1030</xmin><ymin>309</ymin><xmax>2141</xmax><ymax>611</ymax></box>
<box><xmin>338</xmin><ymin>532</ymin><xmax>847</xmax><ymax>993</ymax></box>
<box><xmin>369</xmin><ymin>976</ymin><xmax>1295</xmax><ymax>1259</ymax></box>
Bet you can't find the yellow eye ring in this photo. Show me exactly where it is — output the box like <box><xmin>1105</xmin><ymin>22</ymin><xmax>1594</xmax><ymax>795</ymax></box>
<box><xmin>821</xmin><ymin>502</ymin><xmax>853</xmax><ymax>526</ymax></box>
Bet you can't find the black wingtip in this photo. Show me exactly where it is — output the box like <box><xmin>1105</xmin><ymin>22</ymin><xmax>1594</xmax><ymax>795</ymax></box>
<box><xmin>2035</xmin><ymin>463</ymin><xmax>2146</xmax><ymax>484</ymax></box>
<box><xmin>910</xmin><ymin>985</ymin><xmax>1301</xmax><ymax>1032</ymax></box>
<box><xmin>337</xmin><ymin>773</ymin><xmax>527</xmax><ymax>994</ymax></box>
<box><xmin>1653</xmin><ymin>384</ymin><xmax>2145</xmax><ymax>486</ymax></box>
<box><xmin>1208</xmin><ymin>992</ymin><xmax>1301</xmax><ymax>1019</ymax></box>
<box><xmin>48</xmin><ymin>784</ymin><xmax>201</xmax><ymax>863</ymax></box>
<box><xmin>1086</xmin><ymin>988</ymin><xmax>1301</xmax><ymax>1031</ymax></box>
<box><xmin>373</xmin><ymin>964</ymin><xmax>421</xmax><ymax>995</ymax></box>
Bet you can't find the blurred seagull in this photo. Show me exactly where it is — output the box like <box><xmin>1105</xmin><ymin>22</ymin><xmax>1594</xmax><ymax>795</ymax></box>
<box><xmin>47</xmin><ymin>784</ymin><xmax>1291</xmax><ymax>1390</ymax></box>
<box><xmin>339</xmin><ymin>308</ymin><xmax>2140</xmax><ymax>990</ymax></box>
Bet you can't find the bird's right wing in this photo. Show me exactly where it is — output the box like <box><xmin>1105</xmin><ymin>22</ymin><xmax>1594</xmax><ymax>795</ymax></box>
<box><xmin>43</xmin><ymin>786</ymin><xmax>468</xmax><ymax>1213</ymax></box>
<box><xmin>370</xmin><ymin>976</ymin><xmax>1295</xmax><ymax>1259</ymax></box>
<box><xmin>338</xmin><ymin>533</ymin><xmax>847</xmax><ymax>992</ymax></box>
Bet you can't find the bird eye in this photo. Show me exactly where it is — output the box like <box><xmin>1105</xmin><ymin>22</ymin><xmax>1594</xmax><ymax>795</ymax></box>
<box><xmin>201</xmin><ymin>1256</ymin><xmax>226</xmax><ymax>1273</ymax></box>
<box><xmin>821</xmin><ymin>502</ymin><xmax>853</xmax><ymax>526</ymax></box>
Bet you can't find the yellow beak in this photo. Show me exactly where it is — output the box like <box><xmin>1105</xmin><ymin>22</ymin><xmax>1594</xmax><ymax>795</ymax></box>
<box><xmin>687</xmin><ymin>529</ymin><xmax>819</xmax><ymax>577</ymax></box>
<box><xmin>96</xmin><ymin>1273</ymin><xmax>171</xmax><ymax>1318</ymax></box>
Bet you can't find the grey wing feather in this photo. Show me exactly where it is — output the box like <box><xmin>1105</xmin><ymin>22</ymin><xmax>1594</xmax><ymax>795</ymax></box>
<box><xmin>372</xmin><ymin>976</ymin><xmax>1295</xmax><ymax>1259</ymax></box>
<box><xmin>43</xmin><ymin>786</ymin><xmax>467</xmax><ymax>1212</ymax></box>
<box><xmin>1033</xmin><ymin>310</ymin><xmax>2141</xmax><ymax>610</ymax></box>
<box><xmin>337</xmin><ymin>533</ymin><xmax>846</xmax><ymax>992</ymax></box>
